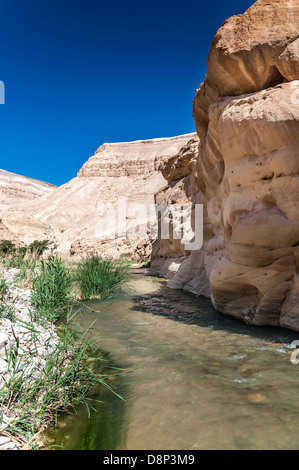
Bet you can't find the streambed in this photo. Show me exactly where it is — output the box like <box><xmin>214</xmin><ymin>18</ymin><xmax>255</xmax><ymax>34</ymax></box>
<box><xmin>46</xmin><ymin>269</ymin><xmax>299</xmax><ymax>450</ymax></box>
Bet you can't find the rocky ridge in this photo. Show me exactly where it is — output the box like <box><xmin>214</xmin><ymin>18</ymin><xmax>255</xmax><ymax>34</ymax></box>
<box><xmin>0</xmin><ymin>134</ymin><xmax>195</xmax><ymax>259</ymax></box>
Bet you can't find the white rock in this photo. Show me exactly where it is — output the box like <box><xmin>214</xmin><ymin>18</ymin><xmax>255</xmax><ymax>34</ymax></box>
<box><xmin>0</xmin><ymin>359</ymin><xmax>8</xmax><ymax>375</ymax></box>
<box><xmin>0</xmin><ymin>440</ymin><xmax>18</xmax><ymax>450</ymax></box>
<box><xmin>0</xmin><ymin>436</ymin><xmax>11</xmax><ymax>445</ymax></box>
<box><xmin>0</xmin><ymin>333</ymin><xmax>9</xmax><ymax>349</ymax></box>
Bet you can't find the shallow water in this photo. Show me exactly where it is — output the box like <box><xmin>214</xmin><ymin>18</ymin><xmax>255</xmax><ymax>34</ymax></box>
<box><xmin>47</xmin><ymin>269</ymin><xmax>299</xmax><ymax>450</ymax></box>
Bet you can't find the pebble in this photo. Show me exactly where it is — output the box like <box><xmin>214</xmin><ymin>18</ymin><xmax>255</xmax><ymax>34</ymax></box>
<box><xmin>248</xmin><ymin>393</ymin><xmax>267</xmax><ymax>404</ymax></box>
<box><xmin>0</xmin><ymin>359</ymin><xmax>8</xmax><ymax>374</ymax></box>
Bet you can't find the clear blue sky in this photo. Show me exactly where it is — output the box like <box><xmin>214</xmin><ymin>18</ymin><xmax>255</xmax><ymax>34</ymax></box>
<box><xmin>0</xmin><ymin>0</ymin><xmax>254</xmax><ymax>186</ymax></box>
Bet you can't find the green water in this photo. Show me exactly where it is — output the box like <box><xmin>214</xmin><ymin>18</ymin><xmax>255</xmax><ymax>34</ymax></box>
<box><xmin>46</xmin><ymin>269</ymin><xmax>299</xmax><ymax>450</ymax></box>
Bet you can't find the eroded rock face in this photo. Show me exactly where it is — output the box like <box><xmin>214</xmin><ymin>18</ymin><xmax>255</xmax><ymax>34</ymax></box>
<box><xmin>150</xmin><ymin>136</ymin><xmax>213</xmax><ymax>297</ymax></box>
<box><xmin>78</xmin><ymin>135</ymin><xmax>193</xmax><ymax>178</ymax></box>
<box><xmin>152</xmin><ymin>0</ymin><xmax>299</xmax><ymax>330</ymax></box>
<box><xmin>193</xmin><ymin>0</ymin><xmax>299</xmax><ymax>139</ymax></box>
<box><xmin>202</xmin><ymin>82</ymin><xmax>299</xmax><ymax>329</ymax></box>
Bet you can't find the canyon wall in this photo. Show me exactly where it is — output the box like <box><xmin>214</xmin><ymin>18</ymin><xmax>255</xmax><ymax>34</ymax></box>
<box><xmin>151</xmin><ymin>0</ymin><xmax>299</xmax><ymax>330</ymax></box>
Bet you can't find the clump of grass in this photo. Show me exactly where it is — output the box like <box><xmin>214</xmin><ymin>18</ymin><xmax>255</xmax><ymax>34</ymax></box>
<box><xmin>74</xmin><ymin>255</ymin><xmax>130</xmax><ymax>300</ymax></box>
<box><xmin>0</xmin><ymin>244</ymin><xmax>37</xmax><ymax>284</ymax></box>
<box><xmin>4</xmin><ymin>248</ymin><xmax>27</xmax><ymax>270</ymax></box>
<box><xmin>0</xmin><ymin>277</ymin><xmax>9</xmax><ymax>301</ymax></box>
<box><xmin>0</xmin><ymin>253</ymin><xmax>127</xmax><ymax>447</ymax></box>
<box><xmin>0</xmin><ymin>308</ymin><xmax>122</xmax><ymax>448</ymax></box>
<box><xmin>13</xmin><ymin>256</ymin><xmax>40</xmax><ymax>286</ymax></box>
<box><xmin>30</xmin><ymin>257</ymin><xmax>72</xmax><ymax>322</ymax></box>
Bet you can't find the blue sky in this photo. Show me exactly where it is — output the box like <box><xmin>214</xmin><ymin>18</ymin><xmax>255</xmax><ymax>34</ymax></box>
<box><xmin>0</xmin><ymin>0</ymin><xmax>254</xmax><ymax>186</ymax></box>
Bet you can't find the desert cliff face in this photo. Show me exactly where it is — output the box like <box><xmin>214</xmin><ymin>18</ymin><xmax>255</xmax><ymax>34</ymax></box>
<box><xmin>151</xmin><ymin>0</ymin><xmax>299</xmax><ymax>330</ymax></box>
<box><xmin>0</xmin><ymin>134</ymin><xmax>195</xmax><ymax>259</ymax></box>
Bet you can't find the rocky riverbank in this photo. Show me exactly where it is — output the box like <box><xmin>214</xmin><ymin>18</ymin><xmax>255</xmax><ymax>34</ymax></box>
<box><xmin>0</xmin><ymin>267</ymin><xmax>60</xmax><ymax>450</ymax></box>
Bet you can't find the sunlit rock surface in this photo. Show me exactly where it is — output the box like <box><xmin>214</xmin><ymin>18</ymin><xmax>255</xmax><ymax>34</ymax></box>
<box><xmin>151</xmin><ymin>0</ymin><xmax>299</xmax><ymax>330</ymax></box>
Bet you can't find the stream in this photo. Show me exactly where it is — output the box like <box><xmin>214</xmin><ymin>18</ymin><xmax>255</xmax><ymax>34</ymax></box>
<box><xmin>46</xmin><ymin>269</ymin><xmax>299</xmax><ymax>450</ymax></box>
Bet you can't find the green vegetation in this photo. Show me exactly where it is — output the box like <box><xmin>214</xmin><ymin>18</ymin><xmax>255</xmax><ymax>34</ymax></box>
<box><xmin>0</xmin><ymin>240</ymin><xmax>50</xmax><ymax>277</ymax></box>
<box><xmin>0</xmin><ymin>240</ymin><xmax>16</xmax><ymax>255</ymax></box>
<box><xmin>30</xmin><ymin>257</ymin><xmax>73</xmax><ymax>323</ymax></box>
<box><xmin>0</xmin><ymin>241</ymin><xmax>131</xmax><ymax>302</ymax></box>
<box><xmin>0</xmin><ymin>243</ymin><xmax>131</xmax><ymax>448</ymax></box>
<box><xmin>0</xmin><ymin>308</ymin><xmax>122</xmax><ymax>448</ymax></box>
<box><xmin>0</xmin><ymin>241</ymin><xmax>38</xmax><ymax>282</ymax></box>
<box><xmin>73</xmin><ymin>255</ymin><xmax>131</xmax><ymax>300</ymax></box>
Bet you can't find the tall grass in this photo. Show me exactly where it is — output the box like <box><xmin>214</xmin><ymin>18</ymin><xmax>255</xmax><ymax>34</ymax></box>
<box><xmin>74</xmin><ymin>255</ymin><xmax>130</xmax><ymax>300</ymax></box>
<box><xmin>30</xmin><ymin>257</ymin><xmax>72</xmax><ymax>322</ymax></box>
<box><xmin>0</xmin><ymin>308</ymin><xmax>123</xmax><ymax>448</ymax></box>
<box><xmin>0</xmin><ymin>251</ymin><xmax>128</xmax><ymax>447</ymax></box>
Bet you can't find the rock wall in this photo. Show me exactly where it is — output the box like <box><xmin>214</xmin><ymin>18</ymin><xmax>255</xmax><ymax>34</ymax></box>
<box><xmin>151</xmin><ymin>0</ymin><xmax>299</xmax><ymax>330</ymax></box>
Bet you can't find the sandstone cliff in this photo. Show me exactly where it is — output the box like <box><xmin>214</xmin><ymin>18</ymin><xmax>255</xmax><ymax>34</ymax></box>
<box><xmin>151</xmin><ymin>0</ymin><xmax>299</xmax><ymax>330</ymax></box>
<box><xmin>1</xmin><ymin>134</ymin><xmax>195</xmax><ymax>258</ymax></box>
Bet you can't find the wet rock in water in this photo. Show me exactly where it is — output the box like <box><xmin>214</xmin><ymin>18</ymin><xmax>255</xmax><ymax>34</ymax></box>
<box><xmin>247</xmin><ymin>393</ymin><xmax>267</xmax><ymax>404</ymax></box>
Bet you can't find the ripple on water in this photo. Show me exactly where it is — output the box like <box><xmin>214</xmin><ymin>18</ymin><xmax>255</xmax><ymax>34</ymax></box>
<box><xmin>46</xmin><ymin>271</ymin><xmax>299</xmax><ymax>450</ymax></box>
